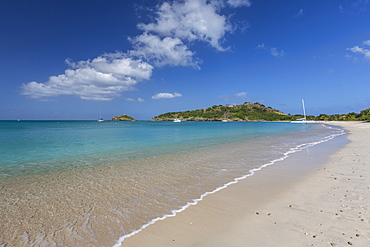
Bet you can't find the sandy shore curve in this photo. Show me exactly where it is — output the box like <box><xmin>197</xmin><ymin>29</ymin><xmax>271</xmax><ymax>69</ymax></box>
<box><xmin>121</xmin><ymin>121</ymin><xmax>370</xmax><ymax>247</ymax></box>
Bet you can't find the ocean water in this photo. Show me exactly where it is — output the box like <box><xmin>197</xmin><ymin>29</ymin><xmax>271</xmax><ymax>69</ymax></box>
<box><xmin>0</xmin><ymin>121</ymin><xmax>345</xmax><ymax>246</ymax></box>
<box><xmin>0</xmin><ymin>120</ymin><xmax>325</xmax><ymax>178</ymax></box>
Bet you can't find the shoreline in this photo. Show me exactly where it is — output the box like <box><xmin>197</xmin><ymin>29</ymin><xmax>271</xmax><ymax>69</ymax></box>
<box><xmin>120</xmin><ymin>121</ymin><xmax>370</xmax><ymax>246</ymax></box>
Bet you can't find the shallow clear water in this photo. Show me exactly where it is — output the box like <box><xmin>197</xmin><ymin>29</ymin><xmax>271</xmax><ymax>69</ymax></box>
<box><xmin>0</xmin><ymin>121</ymin><xmax>345</xmax><ymax>246</ymax></box>
<box><xmin>0</xmin><ymin>120</ymin><xmax>317</xmax><ymax>178</ymax></box>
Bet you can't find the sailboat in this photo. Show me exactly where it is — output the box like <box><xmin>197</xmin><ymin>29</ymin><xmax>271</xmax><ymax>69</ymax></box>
<box><xmin>221</xmin><ymin>112</ymin><xmax>228</xmax><ymax>122</ymax></box>
<box><xmin>97</xmin><ymin>113</ymin><xmax>104</xmax><ymax>122</ymax></box>
<box><xmin>291</xmin><ymin>99</ymin><xmax>316</xmax><ymax>123</ymax></box>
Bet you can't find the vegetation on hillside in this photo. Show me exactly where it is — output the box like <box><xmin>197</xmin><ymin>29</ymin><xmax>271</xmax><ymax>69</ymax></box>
<box><xmin>109</xmin><ymin>114</ymin><xmax>136</xmax><ymax>121</ymax></box>
<box><xmin>151</xmin><ymin>102</ymin><xmax>370</xmax><ymax>122</ymax></box>
<box><xmin>300</xmin><ymin>108</ymin><xmax>370</xmax><ymax>121</ymax></box>
<box><xmin>151</xmin><ymin>102</ymin><xmax>292</xmax><ymax>121</ymax></box>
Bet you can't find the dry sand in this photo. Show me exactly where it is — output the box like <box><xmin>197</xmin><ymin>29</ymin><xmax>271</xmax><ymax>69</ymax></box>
<box><xmin>121</xmin><ymin>121</ymin><xmax>370</xmax><ymax>247</ymax></box>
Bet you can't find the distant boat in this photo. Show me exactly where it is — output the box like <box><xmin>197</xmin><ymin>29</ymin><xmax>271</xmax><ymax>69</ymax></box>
<box><xmin>291</xmin><ymin>99</ymin><xmax>316</xmax><ymax>123</ymax></box>
<box><xmin>222</xmin><ymin>112</ymin><xmax>228</xmax><ymax>122</ymax></box>
<box><xmin>173</xmin><ymin>118</ymin><xmax>181</xmax><ymax>123</ymax></box>
<box><xmin>97</xmin><ymin>113</ymin><xmax>104</xmax><ymax>122</ymax></box>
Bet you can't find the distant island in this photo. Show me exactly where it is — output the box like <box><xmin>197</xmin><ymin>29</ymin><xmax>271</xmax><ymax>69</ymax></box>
<box><xmin>109</xmin><ymin>114</ymin><xmax>136</xmax><ymax>121</ymax></box>
<box><xmin>151</xmin><ymin>102</ymin><xmax>370</xmax><ymax>122</ymax></box>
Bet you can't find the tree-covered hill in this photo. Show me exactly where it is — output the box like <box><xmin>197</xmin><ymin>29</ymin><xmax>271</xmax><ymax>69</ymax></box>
<box><xmin>151</xmin><ymin>102</ymin><xmax>370</xmax><ymax>122</ymax></box>
<box><xmin>151</xmin><ymin>102</ymin><xmax>292</xmax><ymax>121</ymax></box>
<box><xmin>109</xmin><ymin>114</ymin><xmax>136</xmax><ymax>121</ymax></box>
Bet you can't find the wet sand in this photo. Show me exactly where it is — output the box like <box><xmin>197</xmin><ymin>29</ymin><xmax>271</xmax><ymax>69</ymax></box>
<box><xmin>121</xmin><ymin>121</ymin><xmax>370</xmax><ymax>247</ymax></box>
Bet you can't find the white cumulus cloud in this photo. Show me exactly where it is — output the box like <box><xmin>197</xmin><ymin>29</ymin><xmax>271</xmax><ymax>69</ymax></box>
<box><xmin>21</xmin><ymin>54</ymin><xmax>153</xmax><ymax>101</ymax></box>
<box><xmin>137</xmin><ymin>0</ymin><xmax>232</xmax><ymax>51</ymax></box>
<box><xmin>129</xmin><ymin>33</ymin><xmax>200</xmax><ymax>68</ymax></box>
<box><xmin>152</xmin><ymin>92</ymin><xmax>182</xmax><ymax>99</ymax></box>
<box><xmin>363</xmin><ymin>40</ymin><xmax>370</xmax><ymax>46</ymax></box>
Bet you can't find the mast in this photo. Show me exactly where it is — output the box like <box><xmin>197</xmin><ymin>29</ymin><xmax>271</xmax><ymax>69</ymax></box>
<box><xmin>98</xmin><ymin>112</ymin><xmax>104</xmax><ymax>122</ymax></box>
<box><xmin>302</xmin><ymin>99</ymin><xmax>306</xmax><ymax>121</ymax></box>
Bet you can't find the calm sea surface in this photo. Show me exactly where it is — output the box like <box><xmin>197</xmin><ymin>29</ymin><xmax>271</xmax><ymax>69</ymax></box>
<box><xmin>0</xmin><ymin>121</ymin><xmax>344</xmax><ymax>246</ymax></box>
<box><xmin>0</xmin><ymin>120</ymin><xmax>329</xmax><ymax>178</ymax></box>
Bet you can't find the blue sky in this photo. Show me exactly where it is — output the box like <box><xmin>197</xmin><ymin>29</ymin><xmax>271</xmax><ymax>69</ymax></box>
<box><xmin>1</xmin><ymin>0</ymin><xmax>369</xmax><ymax>120</ymax></box>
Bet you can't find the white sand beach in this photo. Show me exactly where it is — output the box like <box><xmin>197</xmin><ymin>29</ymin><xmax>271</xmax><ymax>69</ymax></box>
<box><xmin>121</xmin><ymin>121</ymin><xmax>370</xmax><ymax>247</ymax></box>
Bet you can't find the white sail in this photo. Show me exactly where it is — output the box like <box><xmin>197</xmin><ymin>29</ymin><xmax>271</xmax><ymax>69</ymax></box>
<box><xmin>291</xmin><ymin>99</ymin><xmax>316</xmax><ymax>123</ymax></box>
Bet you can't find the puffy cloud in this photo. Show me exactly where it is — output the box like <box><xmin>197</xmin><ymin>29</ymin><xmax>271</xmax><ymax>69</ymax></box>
<box><xmin>227</xmin><ymin>0</ymin><xmax>251</xmax><ymax>7</ymax></box>
<box><xmin>130</xmin><ymin>33</ymin><xmax>200</xmax><ymax>68</ymax></box>
<box><xmin>363</xmin><ymin>40</ymin><xmax>370</xmax><ymax>45</ymax></box>
<box><xmin>129</xmin><ymin>0</ymin><xmax>253</xmax><ymax>68</ymax></box>
<box><xmin>137</xmin><ymin>0</ymin><xmax>232</xmax><ymax>51</ymax></box>
<box><xmin>21</xmin><ymin>54</ymin><xmax>153</xmax><ymax>101</ymax></box>
<box><xmin>347</xmin><ymin>40</ymin><xmax>370</xmax><ymax>59</ymax></box>
<box><xmin>152</xmin><ymin>92</ymin><xmax>182</xmax><ymax>99</ymax></box>
<box><xmin>257</xmin><ymin>43</ymin><xmax>285</xmax><ymax>57</ymax></box>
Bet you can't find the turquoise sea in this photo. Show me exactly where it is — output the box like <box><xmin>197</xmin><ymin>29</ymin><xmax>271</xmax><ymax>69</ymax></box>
<box><xmin>0</xmin><ymin>120</ymin><xmax>331</xmax><ymax>178</ymax></box>
<box><xmin>0</xmin><ymin>120</ymin><xmax>345</xmax><ymax>246</ymax></box>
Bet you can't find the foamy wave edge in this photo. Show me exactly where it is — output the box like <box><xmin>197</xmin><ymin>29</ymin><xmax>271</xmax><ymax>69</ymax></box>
<box><xmin>112</xmin><ymin>124</ymin><xmax>345</xmax><ymax>247</ymax></box>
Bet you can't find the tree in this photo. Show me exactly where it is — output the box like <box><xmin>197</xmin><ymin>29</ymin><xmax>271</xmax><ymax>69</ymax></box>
<box><xmin>359</xmin><ymin>108</ymin><xmax>370</xmax><ymax>121</ymax></box>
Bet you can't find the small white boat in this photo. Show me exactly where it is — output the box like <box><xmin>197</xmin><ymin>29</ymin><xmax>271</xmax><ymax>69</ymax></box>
<box><xmin>173</xmin><ymin>118</ymin><xmax>181</xmax><ymax>123</ymax></box>
<box><xmin>291</xmin><ymin>99</ymin><xmax>316</xmax><ymax>123</ymax></box>
<box><xmin>97</xmin><ymin>113</ymin><xmax>104</xmax><ymax>122</ymax></box>
<box><xmin>222</xmin><ymin>112</ymin><xmax>228</xmax><ymax>122</ymax></box>
<box><xmin>291</xmin><ymin>117</ymin><xmax>306</xmax><ymax>123</ymax></box>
